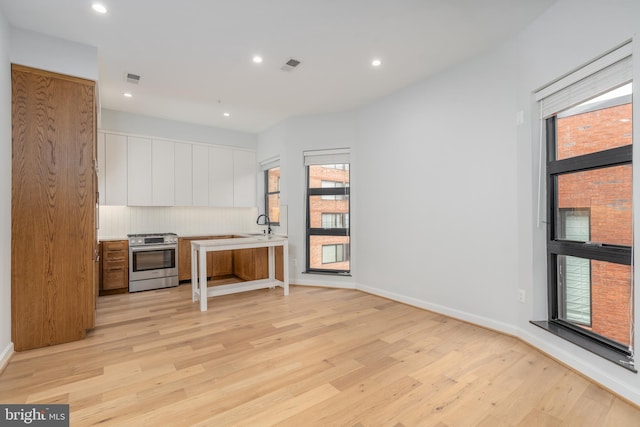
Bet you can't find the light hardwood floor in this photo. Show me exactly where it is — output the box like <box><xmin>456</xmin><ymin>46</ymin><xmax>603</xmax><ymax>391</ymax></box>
<box><xmin>1</xmin><ymin>284</ymin><xmax>640</xmax><ymax>426</ymax></box>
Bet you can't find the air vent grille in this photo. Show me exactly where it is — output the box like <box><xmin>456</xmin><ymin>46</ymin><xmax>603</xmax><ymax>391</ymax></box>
<box><xmin>126</xmin><ymin>73</ymin><xmax>141</xmax><ymax>84</ymax></box>
<box><xmin>281</xmin><ymin>58</ymin><xmax>302</xmax><ymax>72</ymax></box>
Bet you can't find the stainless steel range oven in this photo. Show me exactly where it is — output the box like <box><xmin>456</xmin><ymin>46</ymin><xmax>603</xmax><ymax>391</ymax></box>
<box><xmin>128</xmin><ymin>233</ymin><xmax>179</xmax><ymax>292</ymax></box>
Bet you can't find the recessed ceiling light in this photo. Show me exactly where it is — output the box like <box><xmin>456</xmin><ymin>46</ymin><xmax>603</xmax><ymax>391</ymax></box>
<box><xmin>371</xmin><ymin>58</ymin><xmax>382</xmax><ymax>67</ymax></box>
<box><xmin>252</xmin><ymin>55</ymin><xmax>263</xmax><ymax>64</ymax></box>
<box><xmin>123</xmin><ymin>92</ymin><xmax>133</xmax><ymax>98</ymax></box>
<box><xmin>92</xmin><ymin>3</ymin><xmax>107</xmax><ymax>14</ymax></box>
<box><xmin>223</xmin><ymin>112</ymin><xmax>230</xmax><ymax>117</ymax></box>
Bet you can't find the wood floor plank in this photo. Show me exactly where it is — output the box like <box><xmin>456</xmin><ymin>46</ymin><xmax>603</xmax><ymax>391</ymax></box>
<box><xmin>0</xmin><ymin>284</ymin><xmax>638</xmax><ymax>426</ymax></box>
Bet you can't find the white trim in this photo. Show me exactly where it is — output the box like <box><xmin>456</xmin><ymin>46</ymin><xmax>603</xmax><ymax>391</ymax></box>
<box><xmin>303</xmin><ymin>148</ymin><xmax>350</xmax><ymax>157</ymax></box>
<box><xmin>535</xmin><ymin>41</ymin><xmax>632</xmax><ymax>101</ymax></box>
<box><xmin>259</xmin><ymin>156</ymin><xmax>280</xmax><ymax>171</ymax></box>
<box><xmin>0</xmin><ymin>342</ymin><xmax>14</xmax><ymax>373</ymax></box>
<box><xmin>293</xmin><ymin>277</ymin><xmax>355</xmax><ymax>289</ymax></box>
<box><xmin>304</xmin><ymin>148</ymin><xmax>350</xmax><ymax>166</ymax></box>
<box><xmin>356</xmin><ymin>282</ymin><xmax>519</xmax><ymax>336</ymax></box>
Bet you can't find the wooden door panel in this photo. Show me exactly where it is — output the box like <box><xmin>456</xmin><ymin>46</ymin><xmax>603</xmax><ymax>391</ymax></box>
<box><xmin>11</xmin><ymin>65</ymin><xmax>96</xmax><ymax>351</ymax></box>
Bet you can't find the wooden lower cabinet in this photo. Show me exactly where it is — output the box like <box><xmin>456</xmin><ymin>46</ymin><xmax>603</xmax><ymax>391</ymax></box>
<box><xmin>234</xmin><ymin>247</ymin><xmax>283</xmax><ymax>281</ymax></box>
<box><xmin>100</xmin><ymin>240</ymin><xmax>129</xmax><ymax>293</ymax></box>
<box><xmin>233</xmin><ymin>248</ymin><xmax>264</xmax><ymax>281</ymax></box>
<box><xmin>178</xmin><ymin>236</ymin><xmax>233</xmax><ymax>281</ymax></box>
<box><xmin>211</xmin><ymin>250</ymin><xmax>234</xmax><ymax>276</ymax></box>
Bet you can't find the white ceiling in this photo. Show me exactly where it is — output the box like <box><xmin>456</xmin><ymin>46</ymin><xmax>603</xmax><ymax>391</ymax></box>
<box><xmin>0</xmin><ymin>0</ymin><xmax>556</xmax><ymax>133</ymax></box>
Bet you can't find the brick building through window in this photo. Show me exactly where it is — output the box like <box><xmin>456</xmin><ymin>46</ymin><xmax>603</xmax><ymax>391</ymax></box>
<box><xmin>555</xmin><ymin>95</ymin><xmax>632</xmax><ymax>346</ymax></box>
<box><xmin>306</xmin><ymin>163</ymin><xmax>350</xmax><ymax>273</ymax></box>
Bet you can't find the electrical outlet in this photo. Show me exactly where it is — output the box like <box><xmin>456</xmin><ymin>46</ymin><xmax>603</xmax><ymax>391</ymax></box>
<box><xmin>518</xmin><ymin>289</ymin><xmax>526</xmax><ymax>303</ymax></box>
<box><xmin>293</xmin><ymin>258</ymin><xmax>297</xmax><ymax>266</ymax></box>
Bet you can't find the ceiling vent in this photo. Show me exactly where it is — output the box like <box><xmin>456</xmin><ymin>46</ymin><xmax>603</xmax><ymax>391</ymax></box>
<box><xmin>125</xmin><ymin>73</ymin><xmax>141</xmax><ymax>84</ymax></box>
<box><xmin>280</xmin><ymin>58</ymin><xmax>301</xmax><ymax>72</ymax></box>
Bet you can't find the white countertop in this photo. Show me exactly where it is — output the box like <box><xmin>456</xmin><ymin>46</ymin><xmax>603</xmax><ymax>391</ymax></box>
<box><xmin>191</xmin><ymin>234</ymin><xmax>288</xmax><ymax>249</ymax></box>
<box><xmin>98</xmin><ymin>232</ymin><xmax>287</xmax><ymax>242</ymax></box>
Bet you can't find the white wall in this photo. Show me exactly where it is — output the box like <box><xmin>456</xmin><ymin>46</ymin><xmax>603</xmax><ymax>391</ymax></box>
<box><xmin>10</xmin><ymin>27</ymin><xmax>98</xmax><ymax>80</ymax></box>
<box><xmin>355</xmin><ymin>40</ymin><xmax>520</xmax><ymax>333</ymax></box>
<box><xmin>0</xmin><ymin>7</ymin><xmax>13</xmax><ymax>370</ymax></box>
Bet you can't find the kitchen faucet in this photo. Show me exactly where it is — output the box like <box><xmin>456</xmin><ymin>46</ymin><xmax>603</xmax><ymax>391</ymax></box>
<box><xmin>256</xmin><ymin>214</ymin><xmax>272</xmax><ymax>235</ymax></box>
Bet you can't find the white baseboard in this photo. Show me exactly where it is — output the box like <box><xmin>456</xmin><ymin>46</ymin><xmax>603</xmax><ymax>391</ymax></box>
<box><xmin>0</xmin><ymin>342</ymin><xmax>14</xmax><ymax>373</ymax></box>
<box><xmin>356</xmin><ymin>282</ymin><xmax>519</xmax><ymax>337</ymax></box>
<box><xmin>292</xmin><ymin>276</ymin><xmax>356</xmax><ymax>289</ymax></box>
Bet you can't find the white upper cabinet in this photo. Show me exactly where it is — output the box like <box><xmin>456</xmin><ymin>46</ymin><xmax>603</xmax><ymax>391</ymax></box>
<box><xmin>192</xmin><ymin>144</ymin><xmax>209</xmax><ymax>206</ymax></box>
<box><xmin>208</xmin><ymin>147</ymin><xmax>234</xmax><ymax>207</ymax></box>
<box><xmin>96</xmin><ymin>131</ymin><xmax>106</xmax><ymax>205</ymax></box>
<box><xmin>152</xmin><ymin>139</ymin><xmax>175</xmax><ymax>206</ymax></box>
<box><xmin>174</xmin><ymin>142</ymin><xmax>193</xmax><ymax>206</ymax></box>
<box><xmin>104</xmin><ymin>133</ymin><xmax>128</xmax><ymax>205</ymax></box>
<box><xmin>98</xmin><ymin>131</ymin><xmax>257</xmax><ymax>208</ymax></box>
<box><xmin>127</xmin><ymin>136</ymin><xmax>153</xmax><ymax>206</ymax></box>
<box><xmin>233</xmin><ymin>150</ymin><xmax>257</xmax><ymax>207</ymax></box>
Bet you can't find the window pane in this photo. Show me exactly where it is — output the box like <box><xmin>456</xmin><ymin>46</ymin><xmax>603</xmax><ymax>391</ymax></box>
<box><xmin>555</xmin><ymin>165</ymin><xmax>632</xmax><ymax>246</ymax></box>
<box><xmin>557</xmin><ymin>256</ymin><xmax>632</xmax><ymax>347</ymax></box>
<box><xmin>267</xmin><ymin>194</ymin><xmax>280</xmax><ymax>223</ymax></box>
<box><xmin>309</xmin><ymin>195</ymin><xmax>350</xmax><ymax>228</ymax></box>
<box><xmin>309</xmin><ymin>164</ymin><xmax>349</xmax><ymax>189</ymax></box>
<box><xmin>558</xmin><ymin>255</ymin><xmax>591</xmax><ymax>325</ymax></box>
<box><xmin>311</xmin><ymin>236</ymin><xmax>350</xmax><ymax>270</ymax></box>
<box><xmin>556</xmin><ymin>84</ymin><xmax>632</xmax><ymax>160</ymax></box>
<box><xmin>557</xmin><ymin>208</ymin><xmax>590</xmax><ymax>242</ymax></box>
<box><xmin>267</xmin><ymin>167</ymin><xmax>280</xmax><ymax>192</ymax></box>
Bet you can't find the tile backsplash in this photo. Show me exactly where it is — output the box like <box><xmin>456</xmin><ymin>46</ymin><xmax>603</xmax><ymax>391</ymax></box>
<box><xmin>98</xmin><ymin>205</ymin><xmax>260</xmax><ymax>238</ymax></box>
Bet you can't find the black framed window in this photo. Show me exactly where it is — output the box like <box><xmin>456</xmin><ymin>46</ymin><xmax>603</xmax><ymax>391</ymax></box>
<box><xmin>305</xmin><ymin>159</ymin><xmax>350</xmax><ymax>275</ymax></box>
<box><xmin>538</xmin><ymin>83</ymin><xmax>634</xmax><ymax>370</ymax></box>
<box><xmin>264</xmin><ymin>166</ymin><xmax>280</xmax><ymax>226</ymax></box>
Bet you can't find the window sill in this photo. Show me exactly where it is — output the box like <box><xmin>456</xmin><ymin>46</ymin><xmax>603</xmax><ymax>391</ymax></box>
<box><xmin>303</xmin><ymin>270</ymin><xmax>352</xmax><ymax>277</ymax></box>
<box><xmin>530</xmin><ymin>320</ymin><xmax>636</xmax><ymax>373</ymax></box>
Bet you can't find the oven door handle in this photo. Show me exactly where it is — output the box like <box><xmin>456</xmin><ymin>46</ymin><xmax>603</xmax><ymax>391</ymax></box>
<box><xmin>130</xmin><ymin>244</ymin><xmax>177</xmax><ymax>252</ymax></box>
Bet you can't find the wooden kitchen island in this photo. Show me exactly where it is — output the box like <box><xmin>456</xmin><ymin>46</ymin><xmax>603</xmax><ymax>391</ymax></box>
<box><xmin>191</xmin><ymin>235</ymin><xmax>289</xmax><ymax>311</ymax></box>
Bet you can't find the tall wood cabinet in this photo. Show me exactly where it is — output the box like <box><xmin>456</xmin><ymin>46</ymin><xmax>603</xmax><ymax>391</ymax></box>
<box><xmin>11</xmin><ymin>65</ymin><xmax>97</xmax><ymax>351</ymax></box>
